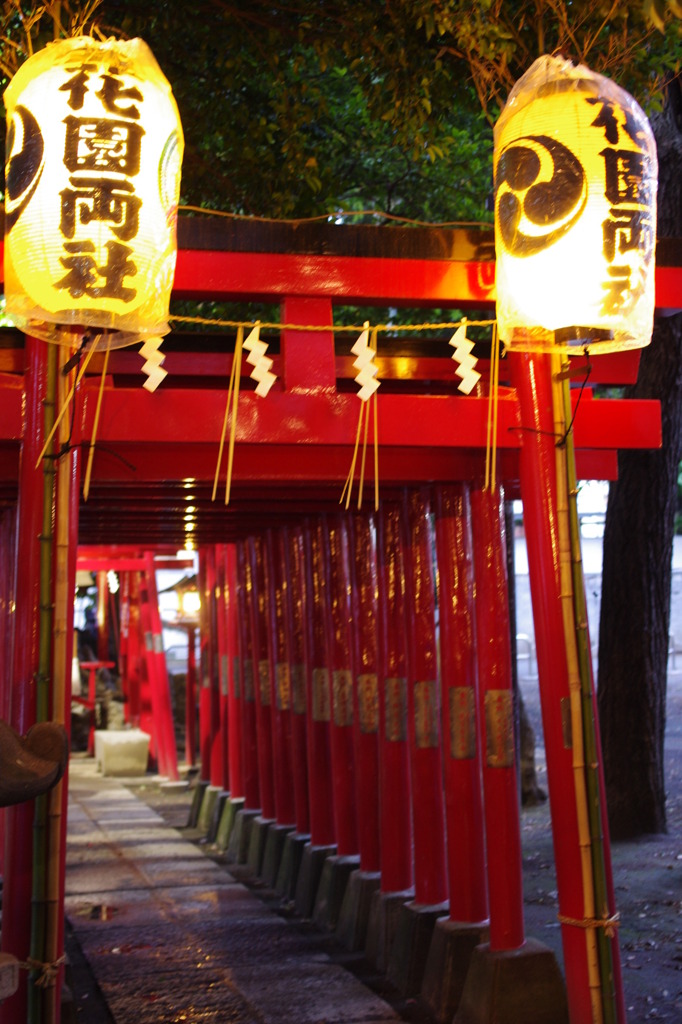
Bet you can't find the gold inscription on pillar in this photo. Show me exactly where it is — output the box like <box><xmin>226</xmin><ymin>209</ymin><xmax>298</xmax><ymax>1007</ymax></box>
<box><xmin>258</xmin><ymin>659</ymin><xmax>271</xmax><ymax>706</ymax></box>
<box><xmin>484</xmin><ymin>690</ymin><xmax>514</xmax><ymax>768</ymax></box>
<box><xmin>291</xmin><ymin>664</ymin><xmax>306</xmax><ymax>715</ymax></box>
<box><xmin>449</xmin><ymin>686</ymin><xmax>476</xmax><ymax>759</ymax></box>
<box><xmin>275</xmin><ymin>662</ymin><xmax>291</xmax><ymax>711</ymax></box>
<box><xmin>220</xmin><ymin>654</ymin><xmax>229</xmax><ymax>697</ymax></box>
<box><xmin>358</xmin><ymin>673</ymin><xmax>379</xmax><ymax>734</ymax></box>
<box><xmin>232</xmin><ymin>655</ymin><xmax>241</xmax><ymax>700</ymax></box>
<box><xmin>332</xmin><ymin>669</ymin><xmax>354</xmax><ymax>728</ymax></box>
<box><xmin>312</xmin><ymin>668</ymin><xmax>331</xmax><ymax>722</ymax></box>
<box><xmin>414</xmin><ymin>680</ymin><xmax>439</xmax><ymax>749</ymax></box>
<box><xmin>385</xmin><ymin>678</ymin><xmax>407</xmax><ymax>742</ymax></box>
<box><xmin>243</xmin><ymin>658</ymin><xmax>254</xmax><ymax>702</ymax></box>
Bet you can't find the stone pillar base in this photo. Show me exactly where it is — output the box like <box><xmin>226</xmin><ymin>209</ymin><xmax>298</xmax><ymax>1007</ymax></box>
<box><xmin>453</xmin><ymin>939</ymin><xmax>569</xmax><ymax>1024</ymax></box>
<box><xmin>246</xmin><ymin>815</ymin><xmax>275</xmax><ymax>878</ymax></box>
<box><xmin>336</xmin><ymin>869</ymin><xmax>381</xmax><ymax>951</ymax></box>
<box><xmin>187</xmin><ymin>779</ymin><xmax>208</xmax><ymax>828</ymax></box>
<box><xmin>421</xmin><ymin>917</ymin><xmax>490</xmax><ymax>1022</ymax></box>
<box><xmin>365</xmin><ymin>889</ymin><xmax>414</xmax><ymax>972</ymax></box>
<box><xmin>261</xmin><ymin>822</ymin><xmax>295</xmax><ymax>887</ymax></box>
<box><xmin>312</xmin><ymin>853</ymin><xmax>360</xmax><ymax>931</ymax></box>
<box><xmin>214</xmin><ymin>796</ymin><xmax>244</xmax><ymax>852</ymax></box>
<box><xmin>294</xmin><ymin>843</ymin><xmax>336</xmax><ymax>919</ymax></box>
<box><xmin>225</xmin><ymin>807</ymin><xmax>260</xmax><ymax>865</ymax></box>
<box><xmin>386</xmin><ymin>899</ymin><xmax>449</xmax><ymax>996</ymax></box>
<box><xmin>275</xmin><ymin>831</ymin><xmax>311</xmax><ymax>901</ymax></box>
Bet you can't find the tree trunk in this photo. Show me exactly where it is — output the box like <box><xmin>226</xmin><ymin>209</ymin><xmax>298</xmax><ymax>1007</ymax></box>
<box><xmin>597</xmin><ymin>82</ymin><xmax>682</xmax><ymax>840</ymax></box>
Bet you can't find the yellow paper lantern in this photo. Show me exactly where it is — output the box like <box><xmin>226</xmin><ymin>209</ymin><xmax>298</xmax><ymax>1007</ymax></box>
<box><xmin>494</xmin><ymin>55</ymin><xmax>657</xmax><ymax>354</ymax></box>
<box><xmin>4</xmin><ymin>36</ymin><xmax>183</xmax><ymax>348</ymax></box>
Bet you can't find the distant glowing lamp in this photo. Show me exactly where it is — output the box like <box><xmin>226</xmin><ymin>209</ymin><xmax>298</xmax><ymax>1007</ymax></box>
<box><xmin>493</xmin><ymin>55</ymin><xmax>657</xmax><ymax>354</ymax></box>
<box><xmin>181</xmin><ymin>589</ymin><xmax>201</xmax><ymax>618</ymax></box>
<box><xmin>3</xmin><ymin>36</ymin><xmax>183</xmax><ymax>350</ymax></box>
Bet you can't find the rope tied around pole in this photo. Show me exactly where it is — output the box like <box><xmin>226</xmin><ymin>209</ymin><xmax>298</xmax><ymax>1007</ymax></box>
<box><xmin>21</xmin><ymin>954</ymin><xmax>66</xmax><ymax>988</ymax></box>
<box><xmin>557</xmin><ymin>911</ymin><xmax>621</xmax><ymax>939</ymax></box>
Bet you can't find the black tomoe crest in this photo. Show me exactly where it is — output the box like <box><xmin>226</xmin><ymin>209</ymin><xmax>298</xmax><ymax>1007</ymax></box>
<box><xmin>495</xmin><ymin>135</ymin><xmax>587</xmax><ymax>257</ymax></box>
<box><xmin>5</xmin><ymin>104</ymin><xmax>45</xmax><ymax>231</ymax></box>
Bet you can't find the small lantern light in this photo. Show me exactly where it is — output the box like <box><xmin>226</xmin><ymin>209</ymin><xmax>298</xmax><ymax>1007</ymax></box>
<box><xmin>4</xmin><ymin>36</ymin><xmax>183</xmax><ymax>349</ymax></box>
<box><xmin>493</xmin><ymin>55</ymin><xmax>657</xmax><ymax>354</ymax></box>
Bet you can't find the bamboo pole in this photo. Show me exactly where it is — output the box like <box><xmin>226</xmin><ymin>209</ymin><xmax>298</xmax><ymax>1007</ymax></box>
<box><xmin>550</xmin><ymin>353</ymin><xmax>603</xmax><ymax>1024</ymax></box>
<box><xmin>42</xmin><ymin>345</ymin><xmax>78</xmax><ymax>1023</ymax></box>
<box><xmin>559</xmin><ymin>359</ymin><xmax>619</xmax><ymax>1023</ymax></box>
<box><xmin>29</xmin><ymin>340</ymin><xmax>58</xmax><ymax>1023</ymax></box>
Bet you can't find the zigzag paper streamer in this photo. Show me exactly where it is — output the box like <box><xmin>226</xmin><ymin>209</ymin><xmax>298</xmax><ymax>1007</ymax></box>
<box><xmin>140</xmin><ymin>336</ymin><xmax>168</xmax><ymax>393</ymax></box>
<box><xmin>351</xmin><ymin>321</ymin><xmax>379</xmax><ymax>401</ymax></box>
<box><xmin>243</xmin><ymin>323</ymin><xmax>277</xmax><ymax>397</ymax></box>
<box><xmin>449</xmin><ymin>323</ymin><xmax>481</xmax><ymax>395</ymax></box>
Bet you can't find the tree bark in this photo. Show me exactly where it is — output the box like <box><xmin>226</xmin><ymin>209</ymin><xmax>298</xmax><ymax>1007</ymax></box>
<box><xmin>598</xmin><ymin>82</ymin><xmax>682</xmax><ymax>839</ymax></box>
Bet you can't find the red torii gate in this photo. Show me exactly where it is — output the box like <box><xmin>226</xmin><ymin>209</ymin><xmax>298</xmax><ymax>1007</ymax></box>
<box><xmin>0</xmin><ymin>217</ymin><xmax>674</xmax><ymax>1024</ymax></box>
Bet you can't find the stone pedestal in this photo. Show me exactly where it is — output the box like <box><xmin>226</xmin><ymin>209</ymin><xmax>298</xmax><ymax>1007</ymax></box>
<box><xmin>246</xmin><ymin>816</ymin><xmax>275</xmax><ymax>877</ymax></box>
<box><xmin>313</xmin><ymin>854</ymin><xmax>361</xmax><ymax>931</ymax></box>
<box><xmin>214</xmin><ymin>796</ymin><xmax>245</xmax><ymax>852</ymax></box>
<box><xmin>197</xmin><ymin>784</ymin><xmax>222</xmax><ymax>835</ymax></box>
<box><xmin>226</xmin><ymin>807</ymin><xmax>260</xmax><ymax>864</ymax></box>
<box><xmin>386</xmin><ymin>899</ymin><xmax>449</xmax><ymax>996</ymax></box>
<box><xmin>206</xmin><ymin>790</ymin><xmax>230</xmax><ymax>844</ymax></box>
<box><xmin>453</xmin><ymin>939</ymin><xmax>569</xmax><ymax>1024</ymax></box>
<box><xmin>421</xmin><ymin>917</ymin><xmax>490</xmax><ymax>1022</ymax></box>
<box><xmin>294</xmin><ymin>843</ymin><xmax>336</xmax><ymax>919</ymax></box>
<box><xmin>275</xmin><ymin>831</ymin><xmax>311</xmax><ymax>901</ymax></box>
<box><xmin>261</xmin><ymin>823</ymin><xmax>295</xmax><ymax>887</ymax></box>
<box><xmin>187</xmin><ymin>779</ymin><xmax>209</xmax><ymax>828</ymax></box>
<box><xmin>336</xmin><ymin>869</ymin><xmax>381</xmax><ymax>951</ymax></box>
<box><xmin>365</xmin><ymin>889</ymin><xmax>414</xmax><ymax>972</ymax></box>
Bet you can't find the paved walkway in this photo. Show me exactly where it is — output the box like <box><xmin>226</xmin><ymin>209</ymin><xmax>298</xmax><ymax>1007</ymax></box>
<box><xmin>66</xmin><ymin>760</ymin><xmax>402</xmax><ymax>1024</ymax></box>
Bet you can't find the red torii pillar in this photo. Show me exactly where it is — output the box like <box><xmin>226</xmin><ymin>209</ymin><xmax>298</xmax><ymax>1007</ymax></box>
<box><xmin>225</xmin><ymin>541</ymin><xmax>261</xmax><ymax>865</ymax></box>
<box><xmin>511</xmin><ymin>352</ymin><xmax>625</xmax><ymax>1024</ymax></box>
<box><xmin>260</xmin><ymin>529</ymin><xmax>297</xmax><ymax>885</ymax></box>
<box><xmin>245</xmin><ymin>534</ymin><xmax>276</xmax><ymax>875</ymax></box>
<box><xmin>336</xmin><ymin>510</ymin><xmax>382</xmax><ymax>951</ymax></box>
<box><xmin>213</xmin><ymin>542</ymin><xmax>246</xmax><ymax>852</ymax></box>
<box><xmin>197</xmin><ymin>546</ymin><xmax>221</xmax><ymax>787</ymax></box>
<box><xmin>215</xmin><ymin>544</ymin><xmax>231</xmax><ymax>793</ymax></box>
<box><xmin>195</xmin><ymin>543</ymin><xmax>232</xmax><ymax>840</ymax></box>
<box><xmin>311</xmin><ymin>515</ymin><xmax>360</xmax><ymax>931</ymax></box>
<box><xmin>365</xmin><ymin>500</ymin><xmax>414</xmax><ymax>972</ymax></box>
<box><xmin>387</xmin><ymin>488</ymin><xmax>449</xmax><ymax>996</ymax></box>
<box><xmin>294</xmin><ymin>520</ymin><xmax>337</xmax><ymax>918</ymax></box>
<box><xmin>274</xmin><ymin>525</ymin><xmax>312</xmax><ymax>900</ymax></box>
<box><xmin>422</xmin><ymin>482</ymin><xmax>490</xmax><ymax>1021</ymax></box>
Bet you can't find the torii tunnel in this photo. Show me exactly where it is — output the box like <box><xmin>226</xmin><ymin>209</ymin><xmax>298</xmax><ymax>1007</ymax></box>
<box><xmin>0</xmin><ymin>217</ymin><xmax>675</xmax><ymax>1024</ymax></box>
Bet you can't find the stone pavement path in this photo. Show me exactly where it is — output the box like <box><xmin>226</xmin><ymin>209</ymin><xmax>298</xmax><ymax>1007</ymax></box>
<box><xmin>66</xmin><ymin>760</ymin><xmax>403</xmax><ymax>1024</ymax></box>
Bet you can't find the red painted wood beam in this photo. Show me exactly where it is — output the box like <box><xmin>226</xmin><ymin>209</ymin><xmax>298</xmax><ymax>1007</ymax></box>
<box><xmin>70</xmin><ymin>386</ymin><xmax>659</xmax><ymax>451</ymax></box>
<box><xmin>0</xmin><ymin>236</ymin><xmax>679</xmax><ymax>309</ymax></box>
<box><xmin>52</xmin><ymin>443</ymin><xmax>618</xmax><ymax>485</ymax></box>
<box><xmin>76</xmin><ymin>558</ymin><xmax>194</xmax><ymax>572</ymax></box>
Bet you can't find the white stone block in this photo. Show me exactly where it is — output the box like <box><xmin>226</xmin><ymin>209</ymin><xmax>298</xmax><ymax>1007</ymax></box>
<box><xmin>95</xmin><ymin>729</ymin><xmax>151</xmax><ymax>777</ymax></box>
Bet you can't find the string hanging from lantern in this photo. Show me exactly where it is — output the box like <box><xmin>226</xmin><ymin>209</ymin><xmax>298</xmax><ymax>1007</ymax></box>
<box><xmin>484</xmin><ymin>322</ymin><xmax>502</xmax><ymax>492</ymax></box>
<box><xmin>34</xmin><ymin>340</ymin><xmax>100</xmax><ymax>468</ymax></box>
<box><xmin>83</xmin><ymin>336</ymin><xmax>112</xmax><ymax>501</ymax></box>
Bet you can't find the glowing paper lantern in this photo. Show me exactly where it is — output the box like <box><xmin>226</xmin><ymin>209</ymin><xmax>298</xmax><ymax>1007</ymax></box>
<box><xmin>4</xmin><ymin>36</ymin><xmax>183</xmax><ymax>348</ymax></box>
<box><xmin>494</xmin><ymin>55</ymin><xmax>657</xmax><ymax>354</ymax></box>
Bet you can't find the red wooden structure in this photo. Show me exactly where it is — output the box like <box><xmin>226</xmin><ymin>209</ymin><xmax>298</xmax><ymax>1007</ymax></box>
<box><xmin>0</xmin><ymin>216</ymin><xmax>673</xmax><ymax>1024</ymax></box>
